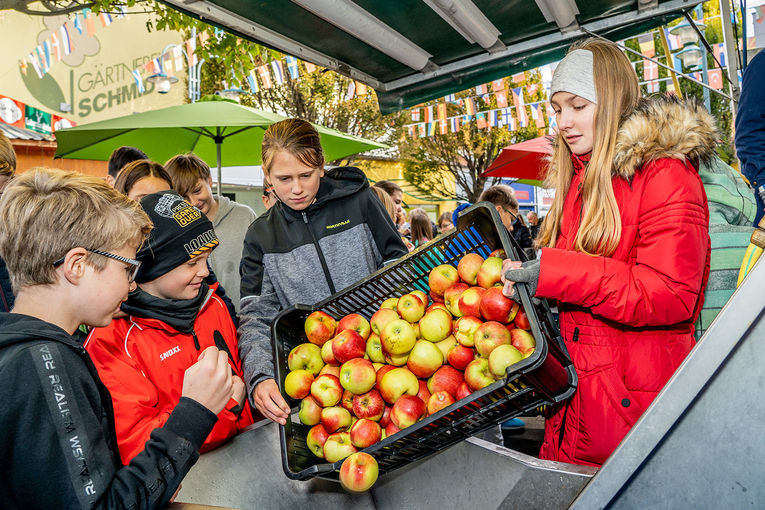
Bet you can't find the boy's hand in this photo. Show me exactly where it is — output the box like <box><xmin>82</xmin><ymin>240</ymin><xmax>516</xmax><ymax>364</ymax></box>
<box><xmin>252</xmin><ymin>379</ymin><xmax>290</xmax><ymax>425</ymax></box>
<box><xmin>182</xmin><ymin>346</ymin><xmax>234</xmax><ymax>415</ymax></box>
<box><xmin>231</xmin><ymin>375</ymin><xmax>246</xmax><ymax>406</ymax></box>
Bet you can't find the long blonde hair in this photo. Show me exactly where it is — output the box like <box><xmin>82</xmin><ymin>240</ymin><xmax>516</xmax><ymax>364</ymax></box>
<box><xmin>537</xmin><ymin>39</ymin><xmax>641</xmax><ymax>256</ymax></box>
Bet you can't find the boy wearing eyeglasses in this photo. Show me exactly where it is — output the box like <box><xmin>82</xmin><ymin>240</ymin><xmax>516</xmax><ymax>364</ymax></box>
<box><xmin>0</xmin><ymin>170</ymin><xmax>238</xmax><ymax>509</ymax></box>
<box><xmin>85</xmin><ymin>191</ymin><xmax>254</xmax><ymax>464</ymax></box>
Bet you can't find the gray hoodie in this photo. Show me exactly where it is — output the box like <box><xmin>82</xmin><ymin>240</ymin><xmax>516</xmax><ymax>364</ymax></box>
<box><xmin>210</xmin><ymin>196</ymin><xmax>256</xmax><ymax>311</ymax></box>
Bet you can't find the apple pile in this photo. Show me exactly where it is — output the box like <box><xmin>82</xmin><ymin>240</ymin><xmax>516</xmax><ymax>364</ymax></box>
<box><xmin>286</xmin><ymin>250</ymin><xmax>537</xmax><ymax>477</ymax></box>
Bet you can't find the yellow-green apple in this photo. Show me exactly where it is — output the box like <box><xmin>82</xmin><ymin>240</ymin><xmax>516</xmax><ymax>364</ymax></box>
<box><xmin>379</xmin><ymin>367</ymin><xmax>419</xmax><ymax>403</ymax></box>
<box><xmin>380</xmin><ymin>297</ymin><xmax>399</xmax><ymax>310</ymax></box>
<box><xmin>324</xmin><ymin>432</ymin><xmax>357</xmax><ymax>463</ymax></box>
<box><xmin>428</xmin><ymin>264</ymin><xmax>460</xmax><ymax>298</ymax></box>
<box><xmin>337</xmin><ymin>313</ymin><xmax>371</xmax><ymax>340</ymax></box>
<box><xmin>304</xmin><ymin>310</ymin><xmax>337</xmax><ymax>346</ymax></box>
<box><xmin>454</xmin><ymin>316</ymin><xmax>483</xmax><ymax>347</ymax></box>
<box><xmin>474</xmin><ymin>321</ymin><xmax>512</xmax><ymax>357</ymax></box>
<box><xmin>380</xmin><ymin>319</ymin><xmax>417</xmax><ymax>355</ymax></box>
<box><xmin>299</xmin><ymin>395</ymin><xmax>323</xmax><ymax>425</ymax></box>
<box><xmin>426</xmin><ymin>302</ymin><xmax>450</xmax><ymax>314</ymax></box>
<box><xmin>427</xmin><ymin>390</ymin><xmax>456</xmax><ymax>415</ymax></box>
<box><xmin>444</xmin><ymin>283</ymin><xmax>469</xmax><ymax>317</ymax></box>
<box><xmin>447</xmin><ymin>343</ymin><xmax>476</xmax><ymax>371</ymax></box>
<box><xmin>321</xmin><ymin>340</ymin><xmax>337</xmax><ymax>364</ymax></box>
<box><xmin>416</xmin><ymin>379</ymin><xmax>431</xmax><ymax>405</ymax></box>
<box><xmin>372</xmin><ymin>362</ymin><xmax>385</xmax><ymax>372</ymax></box>
<box><xmin>349</xmin><ymin>419</ymin><xmax>382</xmax><ymax>449</ymax></box>
<box><xmin>435</xmin><ymin>335</ymin><xmax>458</xmax><ymax>359</ymax></box>
<box><xmin>352</xmin><ymin>389</ymin><xmax>384</xmax><ymax>421</ymax></box>
<box><xmin>385</xmin><ymin>422</ymin><xmax>400</xmax><ymax>437</ymax></box>
<box><xmin>411</xmin><ymin>289</ymin><xmax>429</xmax><ymax>307</ymax></box>
<box><xmin>458</xmin><ymin>286</ymin><xmax>486</xmax><ymax>318</ymax></box>
<box><xmin>489</xmin><ymin>344</ymin><xmax>524</xmax><ymax>378</ymax></box>
<box><xmin>349</xmin><ymin>416</ymin><xmax>358</xmax><ymax>430</ymax></box>
<box><xmin>464</xmin><ymin>358</ymin><xmax>496</xmax><ymax>391</ymax></box>
<box><xmin>332</xmin><ymin>329</ymin><xmax>366</xmax><ymax>363</ymax></box>
<box><xmin>341</xmin><ymin>389</ymin><xmax>355</xmax><ymax>412</ymax></box>
<box><xmin>407</xmin><ymin>340</ymin><xmax>443</xmax><ymax>378</ymax></box>
<box><xmin>340</xmin><ymin>452</ymin><xmax>379</xmax><ymax>493</ymax></box>
<box><xmin>379</xmin><ymin>406</ymin><xmax>392</xmax><ymax>427</ymax></box>
<box><xmin>321</xmin><ymin>406</ymin><xmax>352</xmax><ymax>433</ymax></box>
<box><xmin>457</xmin><ymin>253</ymin><xmax>484</xmax><ymax>285</ymax></box>
<box><xmin>288</xmin><ymin>343</ymin><xmax>324</xmax><ymax>375</ymax></box>
<box><xmin>412</xmin><ymin>322</ymin><xmax>421</xmax><ymax>339</ymax></box>
<box><xmin>429</xmin><ymin>289</ymin><xmax>444</xmax><ymax>303</ymax></box>
<box><xmin>339</xmin><ymin>358</ymin><xmax>376</xmax><ymax>394</ymax></box>
<box><xmin>380</xmin><ymin>430</ymin><xmax>387</xmax><ymax>441</ymax></box>
<box><xmin>375</xmin><ymin>365</ymin><xmax>396</xmax><ymax>388</ymax></box>
<box><xmin>306</xmin><ymin>423</ymin><xmax>330</xmax><ymax>458</ymax></box>
<box><xmin>397</xmin><ymin>293</ymin><xmax>426</xmax><ymax>323</ymax></box>
<box><xmin>365</xmin><ymin>333</ymin><xmax>385</xmax><ymax>363</ymax></box>
<box><xmin>489</xmin><ymin>248</ymin><xmax>506</xmax><ymax>259</ymax></box>
<box><xmin>391</xmin><ymin>395</ymin><xmax>426</xmax><ymax>429</ymax></box>
<box><xmin>455</xmin><ymin>381</ymin><xmax>472</xmax><ymax>400</ymax></box>
<box><xmin>427</xmin><ymin>365</ymin><xmax>464</xmax><ymax>397</ymax></box>
<box><xmin>382</xmin><ymin>349</ymin><xmax>409</xmax><ymax>366</ymax></box>
<box><xmin>513</xmin><ymin>308</ymin><xmax>531</xmax><ymax>330</ymax></box>
<box><xmin>476</xmin><ymin>256</ymin><xmax>503</xmax><ymax>289</ymax></box>
<box><xmin>370</xmin><ymin>308</ymin><xmax>399</xmax><ymax>336</ymax></box>
<box><xmin>284</xmin><ymin>369</ymin><xmax>314</xmax><ymax>399</ymax></box>
<box><xmin>480</xmin><ymin>287</ymin><xmax>519</xmax><ymax>323</ymax></box>
<box><xmin>419</xmin><ymin>309</ymin><xmax>452</xmax><ymax>342</ymax></box>
<box><xmin>510</xmin><ymin>328</ymin><xmax>536</xmax><ymax>357</ymax></box>
<box><xmin>319</xmin><ymin>364</ymin><xmax>341</xmax><ymax>378</ymax></box>
<box><xmin>310</xmin><ymin>374</ymin><xmax>343</xmax><ymax>407</ymax></box>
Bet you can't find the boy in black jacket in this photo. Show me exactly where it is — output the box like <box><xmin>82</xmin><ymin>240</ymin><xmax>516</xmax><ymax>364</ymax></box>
<box><xmin>0</xmin><ymin>168</ymin><xmax>237</xmax><ymax>509</ymax></box>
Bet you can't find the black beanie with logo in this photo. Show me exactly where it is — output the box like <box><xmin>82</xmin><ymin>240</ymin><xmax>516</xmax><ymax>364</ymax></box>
<box><xmin>135</xmin><ymin>191</ymin><xmax>219</xmax><ymax>283</ymax></box>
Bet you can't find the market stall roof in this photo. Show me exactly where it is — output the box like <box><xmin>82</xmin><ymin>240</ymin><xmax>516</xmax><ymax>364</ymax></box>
<box><xmin>161</xmin><ymin>0</ymin><xmax>703</xmax><ymax>114</ymax></box>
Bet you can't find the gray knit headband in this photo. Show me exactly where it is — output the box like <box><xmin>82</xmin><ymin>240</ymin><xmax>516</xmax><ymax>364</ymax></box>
<box><xmin>550</xmin><ymin>49</ymin><xmax>598</xmax><ymax>104</ymax></box>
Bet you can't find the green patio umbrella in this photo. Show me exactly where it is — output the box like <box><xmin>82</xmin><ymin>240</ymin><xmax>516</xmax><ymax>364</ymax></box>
<box><xmin>54</xmin><ymin>100</ymin><xmax>387</xmax><ymax>194</ymax></box>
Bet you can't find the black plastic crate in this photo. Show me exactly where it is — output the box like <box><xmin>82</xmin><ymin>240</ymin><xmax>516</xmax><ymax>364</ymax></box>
<box><xmin>271</xmin><ymin>202</ymin><xmax>577</xmax><ymax>481</ymax></box>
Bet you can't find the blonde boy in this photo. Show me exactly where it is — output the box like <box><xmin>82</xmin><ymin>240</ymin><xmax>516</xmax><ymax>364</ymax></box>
<box><xmin>0</xmin><ymin>168</ymin><xmax>235</xmax><ymax>510</ymax></box>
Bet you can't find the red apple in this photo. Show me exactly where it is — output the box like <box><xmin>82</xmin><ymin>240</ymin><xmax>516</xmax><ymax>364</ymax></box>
<box><xmin>476</xmin><ymin>256</ymin><xmax>503</xmax><ymax>289</ymax></box>
<box><xmin>489</xmin><ymin>248</ymin><xmax>506</xmax><ymax>259</ymax></box>
<box><xmin>380</xmin><ymin>319</ymin><xmax>417</xmax><ymax>355</ymax></box>
<box><xmin>391</xmin><ymin>395</ymin><xmax>426</xmax><ymax>429</ymax></box>
<box><xmin>349</xmin><ymin>418</ymin><xmax>382</xmax><ymax>448</ymax></box>
<box><xmin>397</xmin><ymin>293</ymin><xmax>426</xmax><ymax>322</ymax></box>
<box><xmin>419</xmin><ymin>309</ymin><xmax>453</xmax><ymax>343</ymax></box>
<box><xmin>428</xmin><ymin>264</ymin><xmax>460</xmax><ymax>298</ymax></box>
<box><xmin>429</xmin><ymin>289</ymin><xmax>445</xmax><ymax>303</ymax></box>
<box><xmin>474</xmin><ymin>321</ymin><xmax>512</xmax><ymax>357</ymax></box>
<box><xmin>288</xmin><ymin>343</ymin><xmax>324</xmax><ymax>375</ymax></box>
<box><xmin>385</xmin><ymin>421</ymin><xmax>400</xmax><ymax>437</ymax></box>
<box><xmin>488</xmin><ymin>344</ymin><xmax>524</xmax><ymax>378</ymax></box>
<box><xmin>379</xmin><ymin>405</ymin><xmax>392</xmax><ymax>427</ymax></box>
<box><xmin>426</xmin><ymin>302</ymin><xmax>449</xmax><ymax>314</ymax></box>
<box><xmin>454</xmin><ymin>315</ymin><xmax>483</xmax><ymax>347</ymax></box>
<box><xmin>406</xmin><ymin>340</ymin><xmax>444</xmax><ymax>378</ymax></box>
<box><xmin>299</xmin><ymin>395</ymin><xmax>323</xmax><ymax>426</ymax></box>
<box><xmin>435</xmin><ymin>335</ymin><xmax>458</xmax><ymax>359</ymax></box>
<box><xmin>480</xmin><ymin>287</ymin><xmax>520</xmax><ymax>323</ymax></box>
<box><xmin>375</xmin><ymin>364</ymin><xmax>396</xmax><ymax>388</ymax></box>
<box><xmin>458</xmin><ymin>253</ymin><xmax>484</xmax><ymax>285</ymax></box>
<box><xmin>427</xmin><ymin>390</ymin><xmax>456</xmax><ymax>415</ymax></box>
<box><xmin>447</xmin><ymin>343</ymin><xmax>476</xmax><ymax>371</ymax></box>
<box><xmin>339</xmin><ymin>358</ymin><xmax>376</xmax><ymax>394</ymax></box>
<box><xmin>321</xmin><ymin>406</ymin><xmax>352</xmax><ymax>433</ymax></box>
<box><xmin>340</xmin><ymin>452</ymin><xmax>379</xmax><ymax>493</ymax></box>
<box><xmin>416</xmin><ymin>379</ymin><xmax>431</xmax><ymax>405</ymax></box>
<box><xmin>379</xmin><ymin>367</ymin><xmax>419</xmax><ymax>403</ymax></box>
<box><xmin>306</xmin><ymin>423</ymin><xmax>330</xmax><ymax>458</ymax></box>
<box><xmin>514</xmin><ymin>308</ymin><xmax>531</xmax><ymax>330</ymax></box>
<box><xmin>319</xmin><ymin>364</ymin><xmax>341</xmax><ymax>378</ymax></box>
<box><xmin>510</xmin><ymin>328</ymin><xmax>536</xmax><ymax>357</ymax></box>
<box><xmin>352</xmin><ymin>389</ymin><xmax>385</xmax><ymax>421</ymax></box>
<box><xmin>332</xmin><ymin>329</ymin><xmax>366</xmax><ymax>363</ymax></box>
<box><xmin>458</xmin><ymin>286</ymin><xmax>485</xmax><ymax>318</ymax></box>
<box><xmin>427</xmin><ymin>365</ymin><xmax>464</xmax><ymax>397</ymax></box>
<box><xmin>444</xmin><ymin>283</ymin><xmax>469</xmax><ymax>317</ymax></box>
<box><xmin>455</xmin><ymin>381</ymin><xmax>472</xmax><ymax>400</ymax></box>
<box><xmin>304</xmin><ymin>310</ymin><xmax>336</xmax><ymax>346</ymax></box>
<box><xmin>284</xmin><ymin>369</ymin><xmax>314</xmax><ymax>399</ymax></box>
<box><xmin>310</xmin><ymin>374</ymin><xmax>343</xmax><ymax>407</ymax></box>
<box><xmin>323</xmin><ymin>432</ymin><xmax>357</xmax><ymax>463</ymax></box>
<box><xmin>411</xmin><ymin>289</ymin><xmax>429</xmax><ymax>307</ymax></box>
<box><xmin>464</xmin><ymin>358</ymin><xmax>496</xmax><ymax>391</ymax></box>
<box><xmin>380</xmin><ymin>297</ymin><xmax>399</xmax><ymax>310</ymax></box>
<box><xmin>365</xmin><ymin>333</ymin><xmax>385</xmax><ymax>363</ymax></box>
<box><xmin>341</xmin><ymin>389</ymin><xmax>355</xmax><ymax>412</ymax></box>
<box><xmin>370</xmin><ymin>308</ymin><xmax>399</xmax><ymax>336</ymax></box>
<box><xmin>337</xmin><ymin>313</ymin><xmax>371</xmax><ymax>341</ymax></box>
<box><xmin>321</xmin><ymin>340</ymin><xmax>337</xmax><ymax>364</ymax></box>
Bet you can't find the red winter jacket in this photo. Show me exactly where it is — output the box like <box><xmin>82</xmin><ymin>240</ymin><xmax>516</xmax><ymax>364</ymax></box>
<box><xmin>537</xmin><ymin>96</ymin><xmax>715</xmax><ymax>467</ymax></box>
<box><xmin>85</xmin><ymin>284</ymin><xmax>254</xmax><ymax>463</ymax></box>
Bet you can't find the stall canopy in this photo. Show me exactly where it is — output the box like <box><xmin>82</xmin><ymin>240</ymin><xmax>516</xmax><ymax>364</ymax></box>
<box><xmin>161</xmin><ymin>0</ymin><xmax>704</xmax><ymax>114</ymax></box>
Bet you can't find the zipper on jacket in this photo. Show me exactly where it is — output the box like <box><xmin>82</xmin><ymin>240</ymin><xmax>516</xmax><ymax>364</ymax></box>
<box><xmin>302</xmin><ymin>211</ymin><xmax>336</xmax><ymax>295</ymax></box>
<box><xmin>572</xmin><ymin>327</ymin><xmax>579</xmax><ymax>342</ymax></box>
<box><xmin>191</xmin><ymin>329</ymin><xmax>201</xmax><ymax>350</ymax></box>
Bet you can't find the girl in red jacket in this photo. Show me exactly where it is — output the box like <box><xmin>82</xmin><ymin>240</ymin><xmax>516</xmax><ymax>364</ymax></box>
<box><xmin>502</xmin><ymin>39</ymin><xmax>715</xmax><ymax>466</ymax></box>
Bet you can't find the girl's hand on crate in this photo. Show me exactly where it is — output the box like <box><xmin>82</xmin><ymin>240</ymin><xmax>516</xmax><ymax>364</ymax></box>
<box><xmin>501</xmin><ymin>259</ymin><xmax>540</xmax><ymax>303</ymax></box>
<box><xmin>252</xmin><ymin>378</ymin><xmax>291</xmax><ymax>424</ymax></box>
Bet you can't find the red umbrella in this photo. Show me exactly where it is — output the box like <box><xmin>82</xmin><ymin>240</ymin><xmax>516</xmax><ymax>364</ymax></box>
<box><xmin>482</xmin><ymin>135</ymin><xmax>554</xmax><ymax>182</ymax></box>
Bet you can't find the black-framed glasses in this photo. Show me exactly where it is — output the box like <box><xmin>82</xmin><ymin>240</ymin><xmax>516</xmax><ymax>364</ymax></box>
<box><xmin>502</xmin><ymin>207</ymin><xmax>520</xmax><ymax>223</ymax></box>
<box><xmin>53</xmin><ymin>249</ymin><xmax>141</xmax><ymax>283</ymax></box>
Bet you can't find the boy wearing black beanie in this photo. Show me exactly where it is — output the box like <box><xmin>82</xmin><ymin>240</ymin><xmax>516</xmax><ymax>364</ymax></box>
<box><xmin>85</xmin><ymin>191</ymin><xmax>254</xmax><ymax>464</ymax></box>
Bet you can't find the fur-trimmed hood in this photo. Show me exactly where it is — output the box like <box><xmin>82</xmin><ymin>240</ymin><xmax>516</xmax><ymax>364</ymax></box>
<box><xmin>613</xmin><ymin>94</ymin><xmax>718</xmax><ymax>178</ymax></box>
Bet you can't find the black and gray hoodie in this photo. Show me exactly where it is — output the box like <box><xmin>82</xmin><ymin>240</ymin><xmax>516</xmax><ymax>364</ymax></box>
<box><xmin>238</xmin><ymin>167</ymin><xmax>407</xmax><ymax>394</ymax></box>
